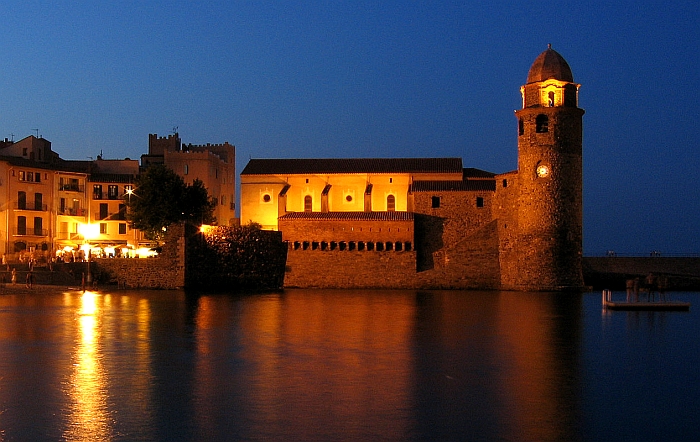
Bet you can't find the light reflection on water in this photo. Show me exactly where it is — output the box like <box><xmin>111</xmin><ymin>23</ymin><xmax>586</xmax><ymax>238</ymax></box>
<box><xmin>0</xmin><ymin>289</ymin><xmax>697</xmax><ymax>441</ymax></box>
<box><xmin>63</xmin><ymin>291</ymin><xmax>112</xmax><ymax>441</ymax></box>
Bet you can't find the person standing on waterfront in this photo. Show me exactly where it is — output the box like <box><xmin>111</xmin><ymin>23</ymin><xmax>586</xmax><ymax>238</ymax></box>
<box><xmin>626</xmin><ymin>279</ymin><xmax>635</xmax><ymax>302</ymax></box>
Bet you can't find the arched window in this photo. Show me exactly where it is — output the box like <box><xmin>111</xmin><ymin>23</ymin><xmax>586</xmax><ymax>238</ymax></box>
<box><xmin>535</xmin><ymin>114</ymin><xmax>549</xmax><ymax>133</ymax></box>
<box><xmin>387</xmin><ymin>194</ymin><xmax>396</xmax><ymax>212</ymax></box>
<box><xmin>304</xmin><ymin>195</ymin><xmax>312</xmax><ymax>212</ymax></box>
<box><xmin>548</xmin><ymin>91</ymin><xmax>555</xmax><ymax>107</ymax></box>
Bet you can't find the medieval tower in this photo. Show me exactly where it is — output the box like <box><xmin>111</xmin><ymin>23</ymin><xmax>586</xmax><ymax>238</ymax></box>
<box><xmin>514</xmin><ymin>45</ymin><xmax>584</xmax><ymax>290</ymax></box>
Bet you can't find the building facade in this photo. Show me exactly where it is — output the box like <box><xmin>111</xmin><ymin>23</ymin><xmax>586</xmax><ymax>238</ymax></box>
<box><xmin>240</xmin><ymin>47</ymin><xmax>584</xmax><ymax>291</ymax></box>
<box><xmin>0</xmin><ymin>131</ymin><xmax>235</xmax><ymax>262</ymax></box>
<box><xmin>142</xmin><ymin>133</ymin><xmax>237</xmax><ymax>226</ymax></box>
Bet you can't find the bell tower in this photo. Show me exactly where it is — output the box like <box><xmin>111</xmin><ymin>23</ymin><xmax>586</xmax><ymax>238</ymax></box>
<box><xmin>514</xmin><ymin>45</ymin><xmax>584</xmax><ymax>290</ymax></box>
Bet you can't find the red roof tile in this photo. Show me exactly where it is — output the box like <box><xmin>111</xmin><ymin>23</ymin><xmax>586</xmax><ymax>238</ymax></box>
<box><xmin>279</xmin><ymin>211</ymin><xmax>414</xmax><ymax>221</ymax></box>
<box><xmin>410</xmin><ymin>180</ymin><xmax>496</xmax><ymax>192</ymax></box>
<box><xmin>241</xmin><ymin>158</ymin><xmax>463</xmax><ymax>175</ymax></box>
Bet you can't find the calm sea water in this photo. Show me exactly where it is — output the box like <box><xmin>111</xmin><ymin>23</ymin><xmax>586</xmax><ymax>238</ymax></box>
<box><xmin>0</xmin><ymin>288</ymin><xmax>698</xmax><ymax>441</ymax></box>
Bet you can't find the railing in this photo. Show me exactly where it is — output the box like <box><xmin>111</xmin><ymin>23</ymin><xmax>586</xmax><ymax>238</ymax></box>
<box><xmin>59</xmin><ymin>184</ymin><xmax>85</xmax><ymax>192</ymax></box>
<box><xmin>54</xmin><ymin>231</ymin><xmax>84</xmax><ymax>240</ymax></box>
<box><xmin>13</xmin><ymin>228</ymin><xmax>49</xmax><ymax>237</ymax></box>
<box><xmin>58</xmin><ymin>208</ymin><xmax>86</xmax><ymax>216</ymax></box>
<box><xmin>14</xmin><ymin>202</ymin><xmax>48</xmax><ymax>211</ymax></box>
<box><xmin>94</xmin><ymin>212</ymin><xmax>127</xmax><ymax>221</ymax></box>
<box><xmin>588</xmin><ymin>252</ymin><xmax>700</xmax><ymax>258</ymax></box>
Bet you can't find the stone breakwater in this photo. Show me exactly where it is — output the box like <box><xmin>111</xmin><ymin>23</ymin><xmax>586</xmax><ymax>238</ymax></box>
<box><xmin>583</xmin><ymin>257</ymin><xmax>700</xmax><ymax>290</ymax></box>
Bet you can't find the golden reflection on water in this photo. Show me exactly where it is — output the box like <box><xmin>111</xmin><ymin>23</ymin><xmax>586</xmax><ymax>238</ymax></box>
<box><xmin>63</xmin><ymin>291</ymin><xmax>112</xmax><ymax>441</ymax></box>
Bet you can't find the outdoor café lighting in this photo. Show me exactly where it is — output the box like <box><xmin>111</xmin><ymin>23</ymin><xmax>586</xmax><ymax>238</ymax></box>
<box><xmin>78</xmin><ymin>223</ymin><xmax>100</xmax><ymax>288</ymax></box>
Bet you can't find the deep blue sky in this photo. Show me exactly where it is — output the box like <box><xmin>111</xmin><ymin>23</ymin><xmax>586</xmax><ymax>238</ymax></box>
<box><xmin>1</xmin><ymin>1</ymin><xmax>698</xmax><ymax>255</ymax></box>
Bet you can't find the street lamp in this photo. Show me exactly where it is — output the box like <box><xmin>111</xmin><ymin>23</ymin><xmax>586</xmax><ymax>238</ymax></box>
<box><xmin>78</xmin><ymin>223</ymin><xmax>99</xmax><ymax>289</ymax></box>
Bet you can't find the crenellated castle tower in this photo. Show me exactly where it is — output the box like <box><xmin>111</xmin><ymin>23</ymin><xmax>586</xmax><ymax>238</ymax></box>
<box><xmin>514</xmin><ymin>45</ymin><xmax>585</xmax><ymax>290</ymax></box>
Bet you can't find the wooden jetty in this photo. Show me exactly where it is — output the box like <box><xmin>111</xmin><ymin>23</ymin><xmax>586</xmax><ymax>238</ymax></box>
<box><xmin>602</xmin><ymin>290</ymin><xmax>691</xmax><ymax>311</ymax></box>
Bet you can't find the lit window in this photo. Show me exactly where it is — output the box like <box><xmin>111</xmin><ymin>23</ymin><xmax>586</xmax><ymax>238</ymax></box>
<box><xmin>100</xmin><ymin>223</ymin><xmax>107</xmax><ymax>234</ymax></box>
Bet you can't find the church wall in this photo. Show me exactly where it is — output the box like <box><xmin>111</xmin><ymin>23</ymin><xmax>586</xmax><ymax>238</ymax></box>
<box><xmin>414</xmin><ymin>220</ymin><xmax>501</xmax><ymax>289</ymax></box>
<box><xmin>279</xmin><ymin>217</ymin><xmax>414</xmax><ymax>244</ymax></box>
<box><xmin>240</xmin><ymin>180</ymin><xmax>287</xmax><ymax>228</ymax></box>
<box><xmin>412</xmin><ymin>189</ymin><xmax>501</xmax><ymax>289</ymax></box>
<box><xmin>326</xmin><ymin>176</ymin><xmax>368</xmax><ymax>212</ymax></box>
<box><xmin>493</xmin><ymin>172</ymin><xmax>520</xmax><ymax>289</ymax></box>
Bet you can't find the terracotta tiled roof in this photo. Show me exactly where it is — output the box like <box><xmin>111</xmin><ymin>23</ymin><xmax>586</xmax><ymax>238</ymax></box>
<box><xmin>463</xmin><ymin>168</ymin><xmax>496</xmax><ymax>179</ymax></box>
<box><xmin>88</xmin><ymin>173</ymin><xmax>137</xmax><ymax>183</ymax></box>
<box><xmin>410</xmin><ymin>180</ymin><xmax>496</xmax><ymax>192</ymax></box>
<box><xmin>527</xmin><ymin>46</ymin><xmax>574</xmax><ymax>83</ymax></box>
<box><xmin>241</xmin><ymin>158</ymin><xmax>463</xmax><ymax>175</ymax></box>
<box><xmin>279</xmin><ymin>211</ymin><xmax>414</xmax><ymax>221</ymax></box>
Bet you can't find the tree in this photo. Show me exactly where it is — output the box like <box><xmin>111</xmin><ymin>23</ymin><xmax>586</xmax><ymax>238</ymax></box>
<box><xmin>126</xmin><ymin>164</ymin><xmax>216</xmax><ymax>242</ymax></box>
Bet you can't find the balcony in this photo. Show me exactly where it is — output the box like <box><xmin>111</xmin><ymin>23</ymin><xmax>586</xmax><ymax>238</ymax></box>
<box><xmin>14</xmin><ymin>228</ymin><xmax>49</xmax><ymax>237</ymax></box>
<box><xmin>58</xmin><ymin>208</ymin><xmax>87</xmax><ymax>216</ymax></box>
<box><xmin>59</xmin><ymin>184</ymin><xmax>85</xmax><ymax>192</ymax></box>
<box><xmin>55</xmin><ymin>231</ymin><xmax>84</xmax><ymax>241</ymax></box>
<box><xmin>94</xmin><ymin>211</ymin><xmax>127</xmax><ymax>221</ymax></box>
<box><xmin>14</xmin><ymin>202</ymin><xmax>48</xmax><ymax>211</ymax></box>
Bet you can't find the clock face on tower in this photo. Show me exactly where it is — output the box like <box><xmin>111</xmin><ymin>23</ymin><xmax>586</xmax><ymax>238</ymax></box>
<box><xmin>536</xmin><ymin>164</ymin><xmax>550</xmax><ymax>178</ymax></box>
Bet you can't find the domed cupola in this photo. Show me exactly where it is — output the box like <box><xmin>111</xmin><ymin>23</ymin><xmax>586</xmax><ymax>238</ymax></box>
<box><xmin>526</xmin><ymin>44</ymin><xmax>574</xmax><ymax>83</ymax></box>
<box><xmin>521</xmin><ymin>44</ymin><xmax>579</xmax><ymax>109</ymax></box>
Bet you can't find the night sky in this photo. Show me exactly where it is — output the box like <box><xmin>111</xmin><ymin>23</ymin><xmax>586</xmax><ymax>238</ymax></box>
<box><xmin>1</xmin><ymin>1</ymin><xmax>698</xmax><ymax>255</ymax></box>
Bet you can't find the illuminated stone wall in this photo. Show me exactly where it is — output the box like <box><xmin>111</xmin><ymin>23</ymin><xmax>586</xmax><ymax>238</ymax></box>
<box><xmin>280</xmin><ymin>190</ymin><xmax>502</xmax><ymax>290</ymax></box>
<box><xmin>94</xmin><ymin>223</ymin><xmax>185</xmax><ymax>289</ymax></box>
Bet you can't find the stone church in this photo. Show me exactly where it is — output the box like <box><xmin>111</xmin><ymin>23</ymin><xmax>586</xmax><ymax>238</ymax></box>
<box><xmin>240</xmin><ymin>46</ymin><xmax>584</xmax><ymax>291</ymax></box>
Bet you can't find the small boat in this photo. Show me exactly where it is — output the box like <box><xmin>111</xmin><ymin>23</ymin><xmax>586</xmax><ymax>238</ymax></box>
<box><xmin>602</xmin><ymin>289</ymin><xmax>690</xmax><ymax>311</ymax></box>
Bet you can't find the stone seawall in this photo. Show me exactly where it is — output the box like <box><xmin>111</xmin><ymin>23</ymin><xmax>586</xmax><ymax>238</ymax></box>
<box><xmin>285</xmin><ymin>250</ymin><xmax>417</xmax><ymax>289</ymax></box>
<box><xmin>95</xmin><ymin>257</ymin><xmax>184</xmax><ymax>289</ymax></box>
<box><xmin>93</xmin><ymin>223</ymin><xmax>186</xmax><ymax>290</ymax></box>
<box><xmin>283</xmin><ymin>218</ymin><xmax>502</xmax><ymax>290</ymax></box>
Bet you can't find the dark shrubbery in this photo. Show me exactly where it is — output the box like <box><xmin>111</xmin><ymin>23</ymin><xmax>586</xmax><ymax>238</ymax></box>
<box><xmin>186</xmin><ymin>223</ymin><xmax>287</xmax><ymax>292</ymax></box>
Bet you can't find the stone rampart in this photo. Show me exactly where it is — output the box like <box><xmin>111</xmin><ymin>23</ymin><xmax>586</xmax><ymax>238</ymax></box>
<box><xmin>283</xmin><ymin>216</ymin><xmax>501</xmax><ymax>290</ymax></box>
<box><xmin>93</xmin><ymin>223</ymin><xmax>185</xmax><ymax>289</ymax></box>
<box><xmin>285</xmin><ymin>249</ymin><xmax>417</xmax><ymax>289</ymax></box>
<box><xmin>94</xmin><ymin>257</ymin><xmax>184</xmax><ymax>289</ymax></box>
